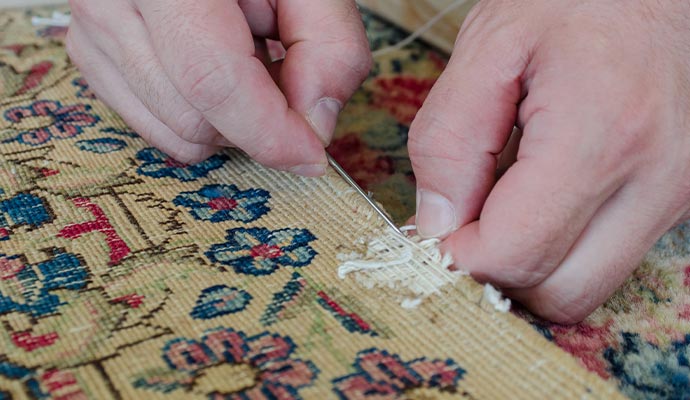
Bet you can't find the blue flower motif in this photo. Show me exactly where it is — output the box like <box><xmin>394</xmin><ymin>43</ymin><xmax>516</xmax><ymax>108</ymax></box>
<box><xmin>0</xmin><ymin>250</ymin><xmax>87</xmax><ymax>317</ymax></box>
<box><xmin>605</xmin><ymin>333</ymin><xmax>690</xmax><ymax>400</ymax></box>
<box><xmin>173</xmin><ymin>184</ymin><xmax>270</xmax><ymax>223</ymax></box>
<box><xmin>206</xmin><ymin>227</ymin><xmax>317</xmax><ymax>276</ymax></box>
<box><xmin>0</xmin><ymin>192</ymin><xmax>52</xmax><ymax>240</ymax></box>
<box><xmin>135</xmin><ymin>148</ymin><xmax>227</xmax><ymax>182</ymax></box>
<box><xmin>190</xmin><ymin>285</ymin><xmax>252</xmax><ymax>320</ymax></box>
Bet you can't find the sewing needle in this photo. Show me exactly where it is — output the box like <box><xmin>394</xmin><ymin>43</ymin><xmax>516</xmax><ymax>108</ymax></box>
<box><xmin>326</xmin><ymin>153</ymin><xmax>404</xmax><ymax>236</ymax></box>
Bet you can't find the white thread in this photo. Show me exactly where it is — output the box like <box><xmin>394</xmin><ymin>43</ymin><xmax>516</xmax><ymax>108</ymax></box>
<box><xmin>482</xmin><ymin>283</ymin><xmax>511</xmax><ymax>313</ymax></box>
<box><xmin>401</xmin><ymin>298</ymin><xmax>423</xmax><ymax>309</ymax></box>
<box><xmin>337</xmin><ymin>225</ymin><xmax>465</xmax><ymax>308</ymax></box>
<box><xmin>367</xmin><ymin>0</ymin><xmax>469</xmax><ymax>58</ymax></box>
<box><xmin>31</xmin><ymin>11</ymin><xmax>71</xmax><ymax>27</ymax></box>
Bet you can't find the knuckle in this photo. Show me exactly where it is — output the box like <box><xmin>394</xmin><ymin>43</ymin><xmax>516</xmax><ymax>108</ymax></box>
<box><xmin>245</xmin><ymin>130</ymin><xmax>282</xmax><ymax>166</ymax></box>
<box><xmin>484</xmin><ymin>247</ymin><xmax>551</xmax><ymax>288</ymax></box>
<box><xmin>502</xmin><ymin>265</ymin><xmax>550</xmax><ymax>289</ymax></box>
<box><xmin>408</xmin><ymin>113</ymin><xmax>473</xmax><ymax>160</ymax></box>
<box><xmin>178</xmin><ymin>58</ymin><xmax>240</xmax><ymax>113</ymax></box>
<box><xmin>176</xmin><ymin>110</ymin><xmax>213</xmax><ymax>144</ymax></box>
<box><xmin>337</xmin><ymin>41</ymin><xmax>373</xmax><ymax>80</ymax></box>
<box><xmin>528</xmin><ymin>287</ymin><xmax>594</xmax><ymax>325</ymax></box>
<box><xmin>474</xmin><ymin>221</ymin><xmax>559</xmax><ymax>288</ymax></box>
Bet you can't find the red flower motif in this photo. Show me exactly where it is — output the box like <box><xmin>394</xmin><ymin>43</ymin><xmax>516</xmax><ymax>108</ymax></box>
<box><xmin>0</xmin><ymin>255</ymin><xmax>25</xmax><ymax>280</ymax></box>
<box><xmin>152</xmin><ymin>328</ymin><xmax>319</xmax><ymax>399</ymax></box>
<box><xmin>327</xmin><ymin>134</ymin><xmax>395</xmax><ymax>189</ymax></box>
<box><xmin>332</xmin><ymin>348</ymin><xmax>465</xmax><ymax>399</ymax></box>
<box><xmin>4</xmin><ymin>100</ymin><xmax>99</xmax><ymax>145</ymax></box>
<box><xmin>370</xmin><ymin>76</ymin><xmax>436</xmax><ymax>125</ymax></box>
<box><xmin>12</xmin><ymin>331</ymin><xmax>59</xmax><ymax>352</ymax></box>
<box><xmin>250</xmin><ymin>244</ymin><xmax>284</xmax><ymax>259</ymax></box>
<box><xmin>207</xmin><ymin>197</ymin><xmax>238</xmax><ymax>211</ymax></box>
<box><xmin>548</xmin><ymin>321</ymin><xmax>614</xmax><ymax>379</ymax></box>
<box><xmin>40</xmin><ymin>368</ymin><xmax>86</xmax><ymax>399</ymax></box>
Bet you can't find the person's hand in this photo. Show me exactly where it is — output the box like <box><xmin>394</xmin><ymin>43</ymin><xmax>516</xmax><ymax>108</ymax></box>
<box><xmin>66</xmin><ymin>0</ymin><xmax>371</xmax><ymax>175</ymax></box>
<box><xmin>409</xmin><ymin>0</ymin><xmax>690</xmax><ymax>323</ymax></box>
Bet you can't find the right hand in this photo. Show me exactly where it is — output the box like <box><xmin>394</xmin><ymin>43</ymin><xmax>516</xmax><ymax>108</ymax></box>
<box><xmin>66</xmin><ymin>0</ymin><xmax>372</xmax><ymax>175</ymax></box>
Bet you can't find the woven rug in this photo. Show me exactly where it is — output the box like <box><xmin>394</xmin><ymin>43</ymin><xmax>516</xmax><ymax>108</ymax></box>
<box><xmin>0</xmin><ymin>5</ymin><xmax>625</xmax><ymax>399</ymax></box>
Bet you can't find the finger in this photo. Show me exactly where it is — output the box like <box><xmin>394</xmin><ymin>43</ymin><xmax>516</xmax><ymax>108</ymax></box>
<box><xmin>66</xmin><ymin>22</ymin><xmax>219</xmax><ymax>163</ymax></box>
<box><xmin>134</xmin><ymin>0</ymin><xmax>327</xmax><ymax>176</ymax></box>
<box><xmin>238</xmin><ymin>0</ymin><xmax>278</xmax><ymax>39</ymax></box>
<box><xmin>276</xmin><ymin>0</ymin><xmax>372</xmax><ymax>144</ymax></box>
<box><xmin>71</xmin><ymin>0</ymin><xmax>228</xmax><ymax>147</ymax></box>
<box><xmin>407</xmin><ymin>11</ymin><xmax>529</xmax><ymax>239</ymax></box>
<box><xmin>507</xmin><ymin>179</ymin><xmax>680</xmax><ymax>324</ymax></box>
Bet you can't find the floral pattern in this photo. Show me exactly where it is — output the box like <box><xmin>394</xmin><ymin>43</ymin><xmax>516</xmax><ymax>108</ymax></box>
<box><xmin>134</xmin><ymin>327</ymin><xmax>319</xmax><ymax>399</ymax></box>
<box><xmin>206</xmin><ymin>227</ymin><xmax>317</xmax><ymax>276</ymax></box>
<box><xmin>136</xmin><ymin>147</ymin><xmax>227</xmax><ymax>182</ymax></box>
<box><xmin>0</xmin><ymin>192</ymin><xmax>52</xmax><ymax>240</ymax></box>
<box><xmin>332</xmin><ymin>348</ymin><xmax>465</xmax><ymax>399</ymax></box>
<box><xmin>174</xmin><ymin>184</ymin><xmax>271</xmax><ymax>223</ymax></box>
<box><xmin>0</xmin><ymin>251</ymin><xmax>86</xmax><ymax>317</ymax></box>
<box><xmin>4</xmin><ymin>100</ymin><xmax>100</xmax><ymax>145</ymax></box>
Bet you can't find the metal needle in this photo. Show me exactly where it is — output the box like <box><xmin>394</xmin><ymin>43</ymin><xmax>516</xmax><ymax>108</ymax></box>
<box><xmin>327</xmin><ymin>153</ymin><xmax>404</xmax><ymax>236</ymax></box>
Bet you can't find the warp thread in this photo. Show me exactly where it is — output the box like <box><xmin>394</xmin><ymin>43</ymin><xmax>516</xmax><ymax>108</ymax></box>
<box><xmin>338</xmin><ymin>225</ymin><xmax>512</xmax><ymax>313</ymax></box>
<box><xmin>482</xmin><ymin>283</ymin><xmax>511</xmax><ymax>312</ymax></box>
<box><xmin>337</xmin><ymin>225</ymin><xmax>466</xmax><ymax>308</ymax></box>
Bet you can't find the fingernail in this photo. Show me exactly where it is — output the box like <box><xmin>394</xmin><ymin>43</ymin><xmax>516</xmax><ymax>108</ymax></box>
<box><xmin>307</xmin><ymin>97</ymin><xmax>342</xmax><ymax>145</ymax></box>
<box><xmin>289</xmin><ymin>163</ymin><xmax>327</xmax><ymax>177</ymax></box>
<box><xmin>416</xmin><ymin>189</ymin><xmax>457</xmax><ymax>238</ymax></box>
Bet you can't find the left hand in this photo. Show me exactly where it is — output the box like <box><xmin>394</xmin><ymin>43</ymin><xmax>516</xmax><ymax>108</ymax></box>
<box><xmin>408</xmin><ymin>0</ymin><xmax>690</xmax><ymax>323</ymax></box>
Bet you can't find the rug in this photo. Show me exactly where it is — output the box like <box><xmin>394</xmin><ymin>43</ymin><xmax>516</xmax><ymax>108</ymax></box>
<box><xmin>0</xmin><ymin>5</ymin><xmax>623</xmax><ymax>400</ymax></box>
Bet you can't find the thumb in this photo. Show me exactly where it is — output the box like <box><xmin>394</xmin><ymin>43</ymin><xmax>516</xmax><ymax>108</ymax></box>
<box><xmin>409</xmin><ymin>14</ymin><xmax>531</xmax><ymax>238</ymax></box>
